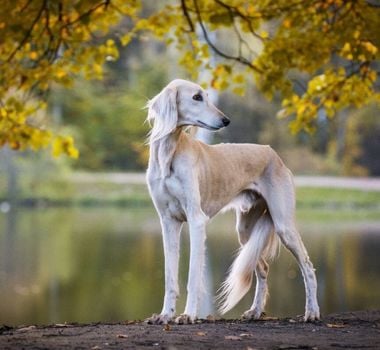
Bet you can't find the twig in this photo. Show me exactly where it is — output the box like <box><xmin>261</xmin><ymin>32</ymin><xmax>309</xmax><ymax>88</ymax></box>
<box><xmin>181</xmin><ymin>0</ymin><xmax>195</xmax><ymax>32</ymax></box>
<box><xmin>192</xmin><ymin>0</ymin><xmax>263</xmax><ymax>73</ymax></box>
<box><xmin>5</xmin><ymin>0</ymin><xmax>47</xmax><ymax>63</ymax></box>
<box><xmin>63</xmin><ymin>1</ymin><xmax>109</xmax><ymax>27</ymax></box>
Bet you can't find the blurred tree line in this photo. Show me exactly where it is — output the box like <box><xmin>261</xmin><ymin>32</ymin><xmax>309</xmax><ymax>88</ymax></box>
<box><xmin>47</xmin><ymin>40</ymin><xmax>161</xmax><ymax>170</ymax></box>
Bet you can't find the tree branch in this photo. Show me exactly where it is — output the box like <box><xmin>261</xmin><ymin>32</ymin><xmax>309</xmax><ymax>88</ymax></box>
<box><xmin>214</xmin><ymin>0</ymin><xmax>264</xmax><ymax>41</ymax></box>
<box><xmin>63</xmin><ymin>1</ymin><xmax>110</xmax><ymax>27</ymax></box>
<box><xmin>20</xmin><ymin>0</ymin><xmax>34</xmax><ymax>13</ymax></box>
<box><xmin>181</xmin><ymin>0</ymin><xmax>195</xmax><ymax>32</ymax></box>
<box><xmin>5</xmin><ymin>0</ymin><xmax>47</xmax><ymax>63</ymax></box>
<box><xmin>214</xmin><ymin>0</ymin><xmax>259</xmax><ymax>59</ymax></box>
<box><xmin>192</xmin><ymin>0</ymin><xmax>263</xmax><ymax>73</ymax></box>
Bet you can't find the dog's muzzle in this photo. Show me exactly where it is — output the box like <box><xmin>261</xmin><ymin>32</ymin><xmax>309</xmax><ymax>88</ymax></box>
<box><xmin>222</xmin><ymin>117</ymin><xmax>231</xmax><ymax>127</ymax></box>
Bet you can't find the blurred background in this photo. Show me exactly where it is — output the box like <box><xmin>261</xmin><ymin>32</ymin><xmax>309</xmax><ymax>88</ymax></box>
<box><xmin>0</xmin><ymin>0</ymin><xmax>379</xmax><ymax>325</ymax></box>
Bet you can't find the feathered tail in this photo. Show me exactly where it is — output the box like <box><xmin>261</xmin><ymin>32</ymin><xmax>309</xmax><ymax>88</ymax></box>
<box><xmin>218</xmin><ymin>211</ymin><xmax>279</xmax><ymax>314</ymax></box>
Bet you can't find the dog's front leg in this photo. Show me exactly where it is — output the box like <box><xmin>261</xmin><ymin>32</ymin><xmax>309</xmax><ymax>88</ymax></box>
<box><xmin>176</xmin><ymin>214</ymin><xmax>208</xmax><ymax>324</ymax></box>
<box><xmin>146</xmin><ymin>217</ymin><xmax>182</xmax><ymax>325</ymax></box>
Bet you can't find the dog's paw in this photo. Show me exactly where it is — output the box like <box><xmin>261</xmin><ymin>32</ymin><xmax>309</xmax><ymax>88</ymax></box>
<box><xmin>241</xmin><ymin>308</ymin><xmax>264</xmax><ymax>321</ymax></box>
<box><xmin>304</xmin><ymin>308</ymin><xmax>320</xmax><ymax>322</ymax></box>
<box><xmin>175</xmin><ymin>314</ymin><xmax>196</xmax><ymax>325</ymax></box>
<box><xmin>145</xmin><ymin>313</ymin><xmax>173</xmax><ymax>325</ymax></box>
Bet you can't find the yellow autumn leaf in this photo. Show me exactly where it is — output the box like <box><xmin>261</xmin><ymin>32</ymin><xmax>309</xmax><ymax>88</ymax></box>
<box><xmin>362</xmin><ymin>41</ymin><xmax>378</xmax><ymax>55</ymax></box>
<box><xmin>232</xmin><ymin>87</ymin><xmax>245</xmax><ymax>96</ymax></box>
<box><xmin>296</xmin><ymin>103</ymin><xmax>307</xmax><ymax>115</ymax></box>
<box><xmin>246</xmin><ymin>4</ymin><xmax>256</xmax><ymax>16</ymax></box>
<box><xmin>120</xmin><ymin>33</ymin><xmax>133</xmax><ymax>46</ymax></box>
<box><xmin>29</xmin><ymin>51</ymin><xmax>38</xmax><ymax>60</ymax></box>
<box><xmin>106</xmin><ymin>39</ymin><xmax>114</xmax><ymax>46</ymax></box>
<box><xmin>341</xmin><ymin>42</ymin><xmax>351</xmax><ymax>53</ymax></box>
<box><xmin>283</xmin><ymin>19</ymin><xmax>291</xmax><ymax>28</ymax></box>
<box><xmin>52</xmin><ymin>136</ymin><xmax>79</xmax><ymax>158</ymax></box>
<box><xmin>55</xmin><ymin>69</ymin><xmax>67</xmax><ymax>79</ymax></box>
<box><xmin>324</xmin><ymin>99</ymin><xmax>334</xmax><ymax>108</ymax></box>
<box><xmin>233</xmin><ymin>74</ymin><xmax>244</xmax><ymax>84</ymax></box>
<box><xmin>52</xmin><ymin>137</ymin><xmax>64</xmax><ymax>158</ymax></box>
<box><xmin>368</xmin><ymin>70</ymin><xmax>377</xmax><ymax>82</ymax></box>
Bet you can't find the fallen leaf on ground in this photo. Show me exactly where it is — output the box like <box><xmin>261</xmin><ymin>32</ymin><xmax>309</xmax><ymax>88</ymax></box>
<box><xmin>116</xmin><ymin>334</ymin><xmax>129</xmax><ymax>338</ymax></box>
<box><xmin>163</xmin><ymin>324</ymin><xmax>171</xmax><ymax>331</ymax></box>
<box><xmin>225</xmin><ymin>335</ymin><xmax>242</xmax><ymax>340</ymax></box>
<box><xmin>326</xmin><ymin>323</ymin><xmax>345</xmax><ymax>328</ymax></box>
<box><xmin>261</xmin><ymin>316</ymin><xmax>279</xmax><ymax>321</ymax></box>
<box><xmin>197</xmin><ymin>331</ymin><xmax>207</xmax><ymax>336</ymax></box>
<box><xmin>239</xmin><ymin>333</ymin><xmax>252</xmax><ymax>337</ymax></box>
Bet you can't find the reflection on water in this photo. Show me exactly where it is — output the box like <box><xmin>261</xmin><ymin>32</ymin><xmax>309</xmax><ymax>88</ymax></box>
<box><xmin>0</xmin><ymin>206</ymin><xmax>379</xmax><ymax>325</ymax></box>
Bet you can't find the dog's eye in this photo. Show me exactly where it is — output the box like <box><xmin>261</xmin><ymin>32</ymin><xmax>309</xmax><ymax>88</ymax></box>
<box><xmin>192</xmin><ymin>94</ymin><xmax>203</xmax><ymax>102</ymax></box>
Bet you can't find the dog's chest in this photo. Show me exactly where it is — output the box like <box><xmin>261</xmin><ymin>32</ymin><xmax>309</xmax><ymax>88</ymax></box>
<box><xmin>148</xmin><ymin>175</ymin><xmax>187</xmax><ymax>220</ymax></box>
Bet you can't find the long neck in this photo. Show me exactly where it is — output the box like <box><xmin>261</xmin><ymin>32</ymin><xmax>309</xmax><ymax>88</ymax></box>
<box><xmin>148</xmin><ymin>129</ymin><xmax>182</xmax><ymax>178</ymax></box>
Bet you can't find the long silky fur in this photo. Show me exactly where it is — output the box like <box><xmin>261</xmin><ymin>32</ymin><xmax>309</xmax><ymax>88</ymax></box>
<box><xmin>217</xmin><ymin>211</ymin><xmax>279</xmax><ymax>314</ymax></box>
<box><xmin>146</xmin><ymin>87</ymin><xmax>178</xmax><ymax>144</ymax></box>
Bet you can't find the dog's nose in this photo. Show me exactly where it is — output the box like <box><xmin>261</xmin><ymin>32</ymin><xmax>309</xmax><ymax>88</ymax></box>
<box><xmin>222</xmin><ymin>117</ymin><xmax>230</xmax><ymax>127</ymax></box>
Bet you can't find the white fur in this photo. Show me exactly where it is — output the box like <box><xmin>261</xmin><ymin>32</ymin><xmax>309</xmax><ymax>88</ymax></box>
<box><xmin>146</xmin><ymin>87</ymin><xmax>178</xmax><ymax>143</ymax></box>
<box><xmin>218</xmin><ymin>211</ymin><xmax>277</xmax><ymax>314</ymax></box>
<box><xmin>145</xmin><ymin>79</ymin><xmax>320</xmax><ymax>325</ymax></box>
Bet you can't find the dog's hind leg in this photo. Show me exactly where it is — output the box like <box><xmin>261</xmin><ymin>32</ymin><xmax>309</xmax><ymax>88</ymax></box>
<box><xmin>275</xmin><ymin>224</ymin><xmax>320</xmax><ymax>321</ymax></box>
<box><xmin>236</xmin><ymin>203</ymin><xmax>276</xmax><ymax>320</ymax></box>
<box><xmin>262</xmin><ymin>168</ymin><xmax>320</xmax><ymax>321</ymax></box>
<box><xmin>219</xmin><ymin>201</ymin><xmax>273</xmax><ymax>316</ymax></box>
<box><xmin>146</xmin><ymin>217</ymin><xmax>183</xmax><ymax>325</ymax></box>
<box><xmin>241</xmin><ymin>258</ymin><xmax>269</xmax><ymax>320</ymax></box>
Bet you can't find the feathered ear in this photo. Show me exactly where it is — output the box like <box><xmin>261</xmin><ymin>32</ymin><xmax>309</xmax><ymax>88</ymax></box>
<box><xmin>146</xmin><ymin>86</ymin><xmax>178</xmax><ymax>143</ymax></box>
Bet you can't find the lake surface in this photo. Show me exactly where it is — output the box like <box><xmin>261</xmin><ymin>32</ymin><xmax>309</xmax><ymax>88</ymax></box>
<box><xmin>0</xmin><ymin>206</ymin><xmax>379</xmax><ymax>325</ymax></box>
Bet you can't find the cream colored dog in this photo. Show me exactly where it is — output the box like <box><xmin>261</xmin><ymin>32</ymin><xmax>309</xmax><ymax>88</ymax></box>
<box><xmin>145</xmin><ymin>79</ymin><xmax>320</xmax><ymax>324</ymax></box>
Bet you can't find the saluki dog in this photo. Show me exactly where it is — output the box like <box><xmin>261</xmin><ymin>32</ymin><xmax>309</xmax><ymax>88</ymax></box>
<box><xmin>145</xmin><ymin>79</ymin><xmax>320</xmax><ymax>324</ymax></box>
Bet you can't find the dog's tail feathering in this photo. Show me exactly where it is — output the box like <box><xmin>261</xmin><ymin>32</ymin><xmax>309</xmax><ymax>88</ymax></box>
<box><xmin>217</xmin><ymin>211</ymin><xmax>279</xmax><ymax>315</ymax></box>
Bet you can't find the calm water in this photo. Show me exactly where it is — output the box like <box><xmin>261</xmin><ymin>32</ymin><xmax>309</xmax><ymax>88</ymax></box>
<box><xmin>0</xmin><ymin>206</ymin><xmax>379</xmax><ymax>325</ymax></box>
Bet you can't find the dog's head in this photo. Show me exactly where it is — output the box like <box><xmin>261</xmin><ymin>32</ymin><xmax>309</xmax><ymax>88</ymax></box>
<box><xmin>147</xmin><ymin>79</ymin><xmax>230</xmax><ymax>143</ymax></box>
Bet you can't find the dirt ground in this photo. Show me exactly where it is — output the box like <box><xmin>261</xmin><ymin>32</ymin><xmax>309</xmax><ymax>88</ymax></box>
<box><xmin>1</xmin><ymin>310</ymin><xmax>379</xmax><ymax>350</ymax></box>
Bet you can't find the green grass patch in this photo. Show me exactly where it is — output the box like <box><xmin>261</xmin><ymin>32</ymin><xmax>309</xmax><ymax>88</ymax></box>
<box><xmin>296</xmin><ymin>207</ymin><xmax>380</xmax><ymax>222</ymax></box>
<box><xmin>296</xmin><ymin>187</ymin><xmax>380</xmax><ymax>210</ymax></box>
